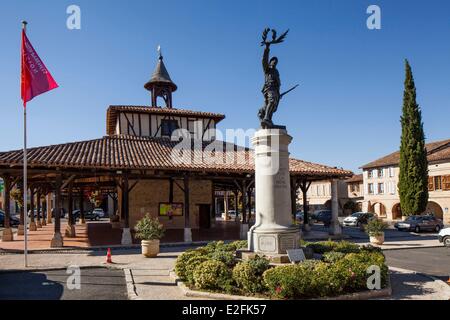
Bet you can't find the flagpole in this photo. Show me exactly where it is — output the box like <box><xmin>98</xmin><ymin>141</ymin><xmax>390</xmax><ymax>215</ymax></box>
<box><xmin>22</xmin><ymin>20</ymin><xmax>28</xmax><ymax>268</ymax></box>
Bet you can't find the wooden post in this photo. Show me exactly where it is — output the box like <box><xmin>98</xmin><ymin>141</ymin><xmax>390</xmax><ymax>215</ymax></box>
<box><xmin>36</xmin><ymin>188</ymin><xmax>42</xmax><ymax>228</ymax></box>
<box><xmin>299</xmin><ymin>179</ymin><xmax>312</xmax><ymax>231</ymax></box>
<box><xmin>183</xmin><ymin>175</ymin><xmax>192</xmax><ymax>242</ymax></box>
<box><xmin>241</xmin><ymin>181</ymin><xmax>247</xmax><ymax>224</ymax></box>
<box><xmin>210</xmin><ymin>182</ymin><xmax>216</xmax><ymax>227</ymax></box>
<box><xmin>120</xmin><ymin>172</ymin><xmax>132</xmax><ymax>245</ymax></box>
<box><xmin>17</xmin><ymin>181</ymin><xmax>25</xmax><ymax>236</ymax></box>
<box><xmin>290</xmin><ymin>177</ymin><xmax>298</xmax><ymax>222</ymax></box>
<box><xmin>46</xmin><ymin>193</ymin><xmax>53</xmax><ymax>224</ymax></box>
<box><xmin>79</xmin><ymin>188</ymin><xmax>85</xmax><ymax>224</ymax></box>
<box><xmin>247</xmin><ymin>188</ymin><xmax>253</xmax><ymax>224</ymax></box>
<box><xmin>29</xmin><ymin>186</ymin><xmax>37</xmax><ymax>231</ymax></box>
<box><xmin>51</xmin><ymin>175</ymin><xmax>64</xmax><ymax>247</ymax></box>
<box><xmin>41</xmin><ymin>190</ymin><xmax>47</xmax><ymax>226</ymax></box>
<box><xmin>1</xmin><ymin>175</ymin><xmax>13</xmax><ymax>241</ymax></box>
<box><xmin>65</xmin><ymin>182</ymin><xmax>76</xmax><ymax>237</ymax></box>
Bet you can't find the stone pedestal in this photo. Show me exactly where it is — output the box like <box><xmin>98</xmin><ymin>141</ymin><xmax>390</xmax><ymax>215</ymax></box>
<box><xmin>29</xmin><ymin>221</ymin><xmax>37</xmax><ymax>231</ymax></box>
<box><xmin>50</xmin><ymin>232</ymin><xmax>64</xmax><ymax>248</ymax></box>
<box><xmin>41</xmin><ymin>219</ymin><xmax>47</xmax><ymax>226</ymax></box>
<box><xmin>248</xmin><ymin>129</ymin><xmax>300</xmax><ymax>256</ymax></box>
<box><xmin>17</xmin><ymin>224</ymin><xmax>25</xmax><ymax>236</ymax></box>
<box><xmin>121</xmin><ymin>228</ymin><xmax>132</xmax><ymax>245</ymax></box>
<box><xmin>1</xmin><ymin>228</ymin><xmax>14</xmax><ymax>242</ymax></box>
<box><xmin>184</xmin><ymin>228</ymin><xmax>192</xmax><ymax>243</ymax></box>
<box><xmin>65</xmin><ymin>224</ymin><xmax>76</xmax><ymax>238</ymax></box>
<box><xmin>37</xmin><ymin>220</ymin><xmax>42</xmax><ymax>228</ymax></box>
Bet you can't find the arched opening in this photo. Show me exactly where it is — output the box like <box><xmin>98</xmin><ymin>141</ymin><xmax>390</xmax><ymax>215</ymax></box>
<box><xmin>425</xmin><ymin>201</ymin><xmax>444</xmax><ymax>219</ymax></box>
<box><xmin>392</xmin><ymin>203</ymin><xmax>402</xmax><ymax>220</ymax></box>
<box><xmin>369</xmin><ymin>202</ymin><xmax>386</xmax><ymax>217</ymax></box>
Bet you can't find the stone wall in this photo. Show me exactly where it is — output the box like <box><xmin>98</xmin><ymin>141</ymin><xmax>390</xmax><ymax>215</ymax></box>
<box><xmin>124</xmin><ymin>179</ymin><xmax>212</xmax><ymax>229</ymax></box>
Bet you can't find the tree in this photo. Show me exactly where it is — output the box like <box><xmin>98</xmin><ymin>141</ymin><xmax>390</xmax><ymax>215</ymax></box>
<box><xmin>398</xmin><ymin>60</ymin><xmax>428</xmax><ymax>216</ymax></box>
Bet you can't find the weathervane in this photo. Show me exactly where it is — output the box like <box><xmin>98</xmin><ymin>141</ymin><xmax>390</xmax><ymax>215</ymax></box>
<box><xmin>258</xmin><ymin>28</ymin><xmax>299</xmax><ymax>129</ymax></box>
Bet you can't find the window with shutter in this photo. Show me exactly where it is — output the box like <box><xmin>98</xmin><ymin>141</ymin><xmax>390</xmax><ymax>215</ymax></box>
<box><xmin>428</xmin><ymin>177</ymin><xmax>435</xmax><ymax>191</ymax></box>
<box><xmin>442</xmin><ymin>175</ymin><xmax>450</xmax><ymax>191</ymax></box>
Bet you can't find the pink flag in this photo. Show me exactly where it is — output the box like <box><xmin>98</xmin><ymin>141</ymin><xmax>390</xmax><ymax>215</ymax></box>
<box><xmin>21</xmin><ymin>30</ymin><xmax>58</xmax><ymax>108</ymax></box>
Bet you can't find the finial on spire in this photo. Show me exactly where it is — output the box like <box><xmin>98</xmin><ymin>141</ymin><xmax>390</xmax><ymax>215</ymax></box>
<box><xmin>157</xmin><ymin>45</ymin><xmax>162</xmax><ymax>60</ymax></box>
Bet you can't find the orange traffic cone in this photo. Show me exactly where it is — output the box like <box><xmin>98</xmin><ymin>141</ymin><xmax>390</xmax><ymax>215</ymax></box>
<box><xmin>106</xmin><ymin>248</ymin><xmax>112</xmax><ymax>264</ymax></box>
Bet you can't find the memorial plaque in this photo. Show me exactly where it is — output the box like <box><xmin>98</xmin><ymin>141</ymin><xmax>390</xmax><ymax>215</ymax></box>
<box><xmin>280</xmin><ymin>236</ymin><xmax>295</xmax><ymax>251</ymax></box>
<box><xmin>286</xmin><ymin>249</ymin><xmax>306</xmax><ymax>264</ymax></box>
<box><xmin>259</xmin><ymin>235</ymin><xmax>277</xmax><ymax>252</ymax></box>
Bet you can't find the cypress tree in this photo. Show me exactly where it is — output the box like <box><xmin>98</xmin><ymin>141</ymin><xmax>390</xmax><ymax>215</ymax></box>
<box><xmin>398</xmin><ymin>60</ymin><xmax>429</xmax><ymax>216</ymax></box>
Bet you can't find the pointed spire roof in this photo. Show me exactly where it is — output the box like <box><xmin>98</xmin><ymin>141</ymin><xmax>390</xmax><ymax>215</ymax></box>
<box><xmin>144</xmin><ymin>48</ymin><xmax>177</xmax><ymax>92</ymax></box>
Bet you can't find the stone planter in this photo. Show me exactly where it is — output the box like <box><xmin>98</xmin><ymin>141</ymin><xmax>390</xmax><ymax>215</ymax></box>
<box><xmin>141</xmin><ymin>239</ymin><xmax>160</xmax><ymax>258</ymax></box>
<box><xmin>369</xmin><ymin>232</ymin><xmax>385</xmax><ymax>245</ymax></box>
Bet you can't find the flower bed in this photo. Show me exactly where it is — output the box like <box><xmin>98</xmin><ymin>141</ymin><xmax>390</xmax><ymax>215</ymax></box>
<box><xmin>174</xmin><ymin>240</ymin><xmax>389</xmax><ymax>299</ymax></box>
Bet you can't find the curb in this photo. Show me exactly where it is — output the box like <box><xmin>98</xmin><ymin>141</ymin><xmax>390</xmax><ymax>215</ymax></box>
<box><xmin>0</xmin><ymin>241</ymin><xmax>214</xmax><ymax>255</ymax></box>
<box><xmin>0</xmin><ymin>265</ymin><xmax>113</xmax><ymax>274</ymax></box>
<box><xmin>380</xmin><ymin>244</ymin><xmax>443</xmax><ymax>251</ymax></box>
<box><xmin>168</xmin><ymin>271</ymin><xmax>392</xmax><ymax>301</ymax></box>
<box><xmin>388</xmin><ymin>266</ymin><xmax>450</xmax><ymax>299</ymax></box>
<box><xmin>124</xmin><ymin>268</ymin><xmax>141</xmax><ymax>300</ymax></box>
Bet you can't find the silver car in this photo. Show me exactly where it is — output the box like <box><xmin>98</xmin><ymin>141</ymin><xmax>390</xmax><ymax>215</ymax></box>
<box><xmin>395</xmin><ymin>215</ymin><xmax>444</xmax><ymax>233</ymax></box>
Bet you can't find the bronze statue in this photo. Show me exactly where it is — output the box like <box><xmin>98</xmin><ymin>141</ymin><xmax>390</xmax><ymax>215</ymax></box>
<box><xmin>258</xmin><ymin>28</ymin><xmax>298</xmax><ymax>129</ymax></box>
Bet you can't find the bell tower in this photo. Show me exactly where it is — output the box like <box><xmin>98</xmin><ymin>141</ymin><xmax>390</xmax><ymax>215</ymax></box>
<box><xmin>144</xmin><ymin>47</ymin><xmax>178</xmax><ymax>108</ymax></box>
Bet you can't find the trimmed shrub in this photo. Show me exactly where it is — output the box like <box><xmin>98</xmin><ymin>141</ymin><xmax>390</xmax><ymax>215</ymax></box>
<box><xmin>184</xmin><ymin>255</ymin><xmax>210</xmax><ymax>285</ymax></box>
<box><xmin>210</xmin><ymin>250</ymin><xmax>236</xmax><ymax>267</ymax></box>
<box><xmin>304</xmin><ymin>240</ymin><xmax>338</xmax><ymax>254</ymax></box>
<box><xmin>322</xmin><ymin>251</ymin><xmax>346</xmax><ymax>263</ymax></box>
<box><xmin>225</xmin><ymin>240</ymin><xmax>248</xmax><ymax>252</ymax></box>
<box><xmin>232</xmin><ymin>256</ymin><xmax>270</xmax><ymax>294</ymax></box>
<box><xmin>175</xmin><ymin>250</ymin><xmax>203</xmax><ymax>281</ymax></box>
<box><xmin>193</xmin><ymin>260</ymin><xmax>232</xmax><ymax>291</ymax></box>
<box><xmin>334</xmin><ymin>241</ymin><xmax>360</xmax><ymax>254</ymax></box>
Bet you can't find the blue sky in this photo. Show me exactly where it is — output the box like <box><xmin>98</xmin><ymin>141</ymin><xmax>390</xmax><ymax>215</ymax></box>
<box><xmin>1</xmin><ymin>0</ymin><xmax>449</xmax><ymax>173</ymax></box>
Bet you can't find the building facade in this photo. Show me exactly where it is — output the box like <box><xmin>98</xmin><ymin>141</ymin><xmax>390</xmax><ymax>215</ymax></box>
<box><xmin>361</xmin><ymin>139</ymin><xmax>450</xmax><ymax>224</ymax></box>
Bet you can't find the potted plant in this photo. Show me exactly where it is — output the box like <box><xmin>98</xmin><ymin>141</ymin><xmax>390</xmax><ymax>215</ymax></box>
<box><xmin>365</xmin><ymin>218</ymin><xmax>389</xmax><ymax>245</ymax></box>
<box><xmin>135</xmin><ymin>214</ymin><xmax>165</xmax><ymax>258</ymax></box>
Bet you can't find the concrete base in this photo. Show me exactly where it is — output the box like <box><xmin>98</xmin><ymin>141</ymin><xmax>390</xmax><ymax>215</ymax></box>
<box><xmin>41</xmin><ymin>219</ymin><xmax>47</xmax><ymax>226</ymax></box>
<box><xmin>36</xmin><ymin>220</ymin><xmax>42</xmax><ymax>228</ymax></box>
<box><xmin>1</xmin><ymin>228</ymin><xmax>14</xmax><ymax>242</ymax></box>
<box><xmin>17</xmin><ymin>224</ymin><xmax>25</xmax><ymax>236</ymax></box>
<box><xmin>249</xmin><ymin>226</ymin><xmax>300</xmax><ymax>255</ymax></box>
<box><xmin>121</xmin><ymin>228</ymin><xmax>133</xmax><ymax>245</ymax></box>
<box><xmin>65</xmin><ymin>224</ymin><xmax>76</xmax><ymax>238</ymax></box>
<box><xmin>240</xmin><ymin>249</ymin><xmax>291</xmax><ymax>264</ymax></box>
<box><xmin>29</xmin><ymin>222</ymin><xmax>37</xmax><ymax>231</ymax></box>
<box><xmin>184</xmin><ymin>228</ymin><xmax>192</xmax><ymax>243</ymax></box>
<box><xmin>80</xmin><ymin>218</ymin><xmax>86</xmax><ymax>225</ymax></box>
<box><xmin>50</xmin><ymin>232</ymin><xmax>64</xmax><ymax>248</ymax></box>
<box><xmin>240</xmin><ymin>224</ymin><xmax>249</xmax><ymax>240</ymax></box>
<box><xmin>47</xmin><ymin>217</ymin><xmax>52</xmax><ymax>224</ymax></box>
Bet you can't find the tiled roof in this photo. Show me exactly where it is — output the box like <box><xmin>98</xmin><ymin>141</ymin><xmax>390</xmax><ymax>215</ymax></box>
<box><xmin>106</xmin><ymin>106</ymin><xmax>226</xmax><ymax>135</ymax></box>
<box><xmin>361</xmin><ymin>139</ymin><xmax>450</xmax><ymax>169</ymax></box>
<box><xmin>0</xmin><ymin>135</ymin><xmax>352</xmax><ymax>178</ymax></box>
<box><xmin>345</xmin><ymin>174</ymin><xmax>363</xmax><ymax>183</ymax></box>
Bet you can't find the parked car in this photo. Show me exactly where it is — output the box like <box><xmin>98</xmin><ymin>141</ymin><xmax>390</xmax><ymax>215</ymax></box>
<box><xmin>394</xmin><ymin>215</ymin><xmax>444</xmax><ymax>233</ymax></box>
<box><xmin>315</xmin><ymin>210</ymin><xmax>332</xmax><ymax>226</ymax></box>
<box><xmin>438</xmin><ymin>228</ymin><xmax>450</xmax><ymax>247</ymax></box>
<box><xmin>343</xmin><ymin>212</ymin><xmax>375</xmax><ymax>227</ymax></box>
<box><xmin>84</xmin><ymin>210</ymin><xmax>102</xmax><ymax>221</ymax></box>
<box><xmin>51</xmin><ymin>208</ymin><xmax>66</xmax><ymax>218</ymax></box>
<box><xmin>92</xmin><ymin>208</ymin><xmax>106</xmax><ymax>218</ymax></box>
<box><xmin>295</xmin><ymin>211</ymin><xmax>304</xmax><ymax>223</ymax></box>
<box><xmin>0</xmin><ymin>210</ymin><xmax>20</xmax><ymax>227</ymax></box>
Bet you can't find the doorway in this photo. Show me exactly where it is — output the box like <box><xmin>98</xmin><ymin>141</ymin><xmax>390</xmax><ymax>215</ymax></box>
<box><xmin>198</xmin><ymin>204</ymin><xmax>211</xmax><ymax>229</ymax></box>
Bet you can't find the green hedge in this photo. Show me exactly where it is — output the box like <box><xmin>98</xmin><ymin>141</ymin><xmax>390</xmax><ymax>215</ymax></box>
<box><xmin>304</xmin><ymin>240</ymin><xmax>360</xmax><ymax>254</ymax></box>
<box><xmin>193</xmin><ymin>260</ymin><xmax>232</xmax><ymax>291</ymax></box>
<box><xmin>232</xmin><ymin>256</ymin><xmax>270</xmax><ymax>294</ymax></box>
<box><xmin>263</xmin><ymin>251</ymin><xmax>388</xmax><ymax>299</ymax></box>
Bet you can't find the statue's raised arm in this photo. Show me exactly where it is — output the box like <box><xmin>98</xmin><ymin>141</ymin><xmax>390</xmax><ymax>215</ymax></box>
<box><xmin>258</xmin><ymin>28</ymin><xmax>292</xmax><ymax>129</ymax></box>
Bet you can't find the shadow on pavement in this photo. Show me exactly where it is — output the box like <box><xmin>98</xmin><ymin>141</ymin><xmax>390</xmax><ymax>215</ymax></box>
<box><xmin>0</xmin><ymin>272</ymin><xmax>64</xmax><ymax>300</ymax></box>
